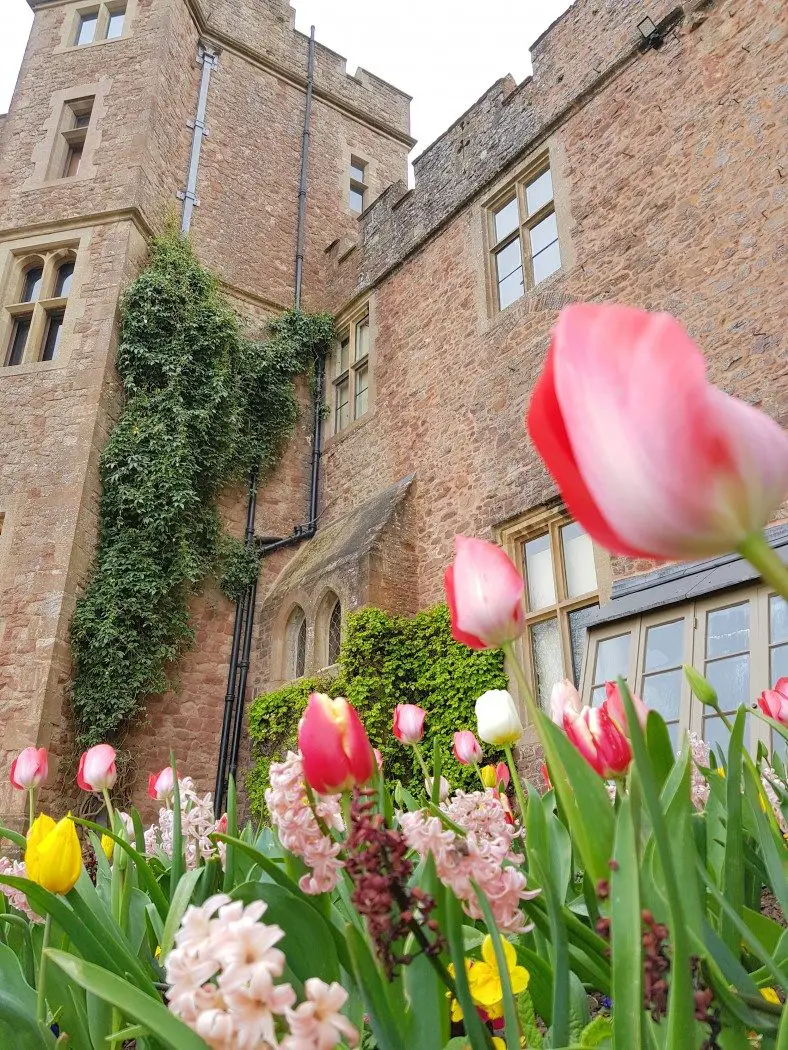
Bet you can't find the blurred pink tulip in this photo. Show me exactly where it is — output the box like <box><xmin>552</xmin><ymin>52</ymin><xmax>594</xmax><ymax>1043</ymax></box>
<box><xmin>527</xmin><ymin>304</ymin><xmax>788</xmax><ymax>561</ymax></box>
<box><xmin>495</xmin><ymin>761</ymin><xmax>510</xmax><ymax>790</ymax></box>
<box><xmin>77</xmin><ymin>744</ymin><xmax>117</xmax><ymax>792</ymax></box>
<box><xmin>758</xmin><ymin>677</ymin><xmax>788</xmax><ymax>726</ymax></box>
<box><xmin>550</xmin><ymin>679</ymin><xmax>583</xmax><ymax>726</ymax></box>
<box><xmin>444</xmin><ymin>536</ymin><xmax>525</xmax><ymax>649</ymax></box>
<box><xmin>147</xmin><ymin>766</ymin><xmax>175</xmax><ymax>801</ymax></box>
<box><xmin>10</xmin><ymin>747</ymin><xmax>48</xmax><ymax>791</ymax></box>
<box><xmin>452</xmin><ymin>731</ymin><xmax>483</xmax><ymax>765</ymax></box>
<box><xmin>393</xmin><ymin>704</ymin><xmax>426</xmax><ymax>744</ymax></box>
<box><xmin>605</xmin><ymin>681</ymin><xmax>649</xmax><ymax>733</ymax></box>
<box><xmin>373</xmin><ymin>748</ymin><xmax>384</xmax><ymax>772</ymax></box>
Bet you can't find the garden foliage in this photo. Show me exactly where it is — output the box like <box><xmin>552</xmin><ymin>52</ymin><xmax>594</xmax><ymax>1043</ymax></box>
<box><xmin>69</xmin><ymin>232</ymin><xmax>333</xmax><ymax>746</ymax></box>
<box><xmin>248</xmin><ymin>604</ymin><xmax>508</xmax><ymax>816</ymax></box>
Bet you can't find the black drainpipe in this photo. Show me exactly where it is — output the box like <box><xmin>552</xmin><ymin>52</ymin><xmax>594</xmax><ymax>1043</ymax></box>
<box><xmin>214</xmin><ymin>26</ymin><xmax>320</xmax><ymax>813</ymax></box>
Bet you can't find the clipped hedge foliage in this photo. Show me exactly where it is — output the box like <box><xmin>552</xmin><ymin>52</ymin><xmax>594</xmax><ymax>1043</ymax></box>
<box><xmin>247</xmin><ymin>604</ymin><xmax>508</xmax><ymax>817</ymax></box>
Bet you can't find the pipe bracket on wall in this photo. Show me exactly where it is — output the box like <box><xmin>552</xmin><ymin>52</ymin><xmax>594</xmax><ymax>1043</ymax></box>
<box><xmin>179</xmin><ymin>41</ymin><xmax>219</xmax><ymax>234</ymax></box>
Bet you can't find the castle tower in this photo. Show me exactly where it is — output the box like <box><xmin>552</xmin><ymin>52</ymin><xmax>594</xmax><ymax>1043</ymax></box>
<box><xmin>0</xmin><ymin>0</ymin><xmax>412</xmax><ymax>825</ymax></box>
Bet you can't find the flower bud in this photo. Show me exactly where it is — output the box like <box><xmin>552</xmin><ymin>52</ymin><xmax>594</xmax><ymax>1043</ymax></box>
<box><xmin>452</xmin><ymin>731</ymin><xmax>483</xmax><ymax>766</ymax></box>
<box><xmin>10</xmin><ymin>747</ymin><xmax>48</xmax><ymax>791</ymax></box>
<box><xmin>393</xmin><ymin>704</ymin><xmax>426</xmax><ymax>745</ymax></box>
<box><xmin>298</xmin><ymin>693</ymin><xmax>374</xmax><ymax>795</ymax></box>
<box><xmin>757</xmin><ymin>677</ymin><xmax>788</xmax><ymax>726</ymax></box>
<box><xmin>147</xmin><ymin>766</ymin><xmax>176</xmax><ymax>801</ymax></box>
<box><xmin>475</xmin><ymin>690</ymin><xmax>522</xmax><ymax>747</ymax></box>
<box><xmin>77</xmin><ymin>744</ymin><xmax>117</xmax><ymax>793</ymax></box>
<box><xmin>26</xmin><ymin>814</ymin><xmax>82</xmax><ymax>895</ymax></box>
<box><xmin>444</xmin><ymin>536</ymin><xmax>525</xmax><ymax>650</ymax></box>
<box><xmin>549</xmin><ymin>679</ymin><xmax>583</xmax><ymax>726</ymax></box>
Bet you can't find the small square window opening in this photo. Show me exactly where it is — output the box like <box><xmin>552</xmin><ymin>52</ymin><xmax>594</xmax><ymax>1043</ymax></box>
<box><xmin>75</xmin><ymin>12</ymin><xmax>98</xmax><ymax>46</ymax></box>
<box><xmin>106</xmin><ymin>9</ymin><xmax>125</xmax><ymax>39</ymax></box>
<box><xmin>349</xmin><ymin>156</ymin><xmax>368</xmax><ymax>213</ymax></box>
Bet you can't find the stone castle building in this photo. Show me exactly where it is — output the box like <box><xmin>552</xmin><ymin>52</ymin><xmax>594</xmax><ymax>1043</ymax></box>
<box><xmin>0</xmin><ymin>0</ymin><xmax>785</xmax><ymax>823</ymax></box>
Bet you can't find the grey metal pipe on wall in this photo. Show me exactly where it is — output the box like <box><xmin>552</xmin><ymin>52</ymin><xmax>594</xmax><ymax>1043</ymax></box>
<box><xmin>180</xmin><ymin>42</ymin><xmax>218</xmax><ymax>233</ymax></box>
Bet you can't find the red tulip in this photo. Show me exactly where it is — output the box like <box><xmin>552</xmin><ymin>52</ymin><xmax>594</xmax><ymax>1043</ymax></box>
<box><xmin>758</xmin><ymin>677</ymin><xmax>788</xmax><ymax>726</ymax></box>
<box><xmin>495</xmin><ymin>761</ymin><xmax>510</xmax><ymax>790</ymax></box>
<box><xmin>77</xmin><ymin>744</ymin><xmax>117</xmax><ymax>792</ymax></box>
<box><xmin>605</xmin><ymin>681</ymin><xmax>649</xmax><ymax>734</ymax></box>
<box><xmin>147</xmin><ymin>766</ymin><xmax>175</xmax><ymax>801</ymax></box>
<box><xmin>444</xmin><ymin>536</ymin><xmax>525</xmax><ymax>649</ymax></box>
<box><xmin>563</xmin><ymin>703</ymin><xmax>632</xmax><ymax>779</ymax></box>
<box><xmin>10</xmin><ymin>747</ymin><xmax>48</xmax><ymax>791</ymax></box>
<box><xmin>527</xmin><ymin>304</ymin><xmax>788</xmax><ymax>560</ymax></box>
<box><xmin>453</xmin><ymin>730</ymin><xmax>483</xmax><ymax>765</ymax></box>
<box><xmin>393</xmin><ymin>704</ymin><xmax>427</xmax><ymax>744</ymax></box>
<box><xmin>298</xmin><ymin>693</ymin><xmax>374</xmax><ymax>794</ymax></box>
<box><xmin>539</xmin><ymin>763</ymin><xmax>552</xmax><ymax>792</ymax></box>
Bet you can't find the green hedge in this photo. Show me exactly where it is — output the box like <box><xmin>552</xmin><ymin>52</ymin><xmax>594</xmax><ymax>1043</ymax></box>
<box><xmin>247</xmin><ymin>604</ymin><xmax>508</xmax><ymax>817</ymax></box>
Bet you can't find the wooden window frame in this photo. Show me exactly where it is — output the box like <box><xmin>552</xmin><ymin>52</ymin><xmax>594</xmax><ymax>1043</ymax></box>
<box><xmin>486</xmin><ymin>157</ymin><xmax>561</xmax><ymax>313</ymax></box>
<box><xmin>499</xmin><ymin>505</ymin><xmax>601</xmax><ymax>713</ymax></box>
<box><xmin>580</xmin><ymin>582</ymin><xmax>784</xmax><ymax>755</ymax></box>
<box><xmin>2</xmin><ymin>249</ymin><xmax>77</xmax><ymax>368</ymax></box>
<box><xmin>331</xmin><ymin>306</ymin><xmax>371</xmax><ymax>435</ymax></box>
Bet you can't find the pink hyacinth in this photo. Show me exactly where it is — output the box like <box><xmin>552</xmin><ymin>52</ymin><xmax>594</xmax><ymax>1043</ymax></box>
<box><xmin>165</xmin><ymin>893</ymin><xmax>296</xmax><ymax>1050</ymax></box>
<box><xmin>282</xmin><ymin>979</ymin><xmax>359</xmax><ymax>1050</ymax></box>
<box><xmin>0</xmin><ymin>857</ymin><xmax>42</xmax><ymax>923</ymax></box>
<box><xmin>399</xmin><ymin>790</ymin><xmax>537</xmax><ymax>933</ymax></box>
<box><xmin>265</xmin><ymin>752</ymin><xmax>345</xmax><ymax>895</ymax></box>
<box><xmin>144</xmin><ymin>777</ymin><xmax>224</xmax><ymax>869</ymax></box>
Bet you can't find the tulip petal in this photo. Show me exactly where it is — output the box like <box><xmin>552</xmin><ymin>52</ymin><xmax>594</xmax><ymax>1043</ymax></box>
<box><xmin>298</xmin><ymin>694</ymin><xmax>351</xmax><ymax>794</ymax></box>
<box><xmin>345</xmin><ymin>703</ymin><xmax>375</xmax><ymax>786</ymax></box>
<box><xmin>451</xmin><ymin>537</ymin><xmax>525</xmax><ymax>648</ymax></box>
<box><xmin>444</xmin><ymin>564</ymin><xmax>487</xmax><ymax>649</ymax></box>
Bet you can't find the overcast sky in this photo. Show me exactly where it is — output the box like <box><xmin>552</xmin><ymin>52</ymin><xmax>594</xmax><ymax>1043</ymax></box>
<box><xmin>1</xmin><ymin>0</ymin><xmax>572</xmax><ymax>160</ymax></box>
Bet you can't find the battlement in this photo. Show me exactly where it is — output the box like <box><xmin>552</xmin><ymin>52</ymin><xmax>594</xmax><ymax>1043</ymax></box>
<box><xmin>196</xmin><ymin>0</ymin><xmax>413</xmax><ymax>143</ymax></box>
<box><xmin>345</xmin><ymin>0</ymin><xmax>689</xmax><ymax>291</ymax></box>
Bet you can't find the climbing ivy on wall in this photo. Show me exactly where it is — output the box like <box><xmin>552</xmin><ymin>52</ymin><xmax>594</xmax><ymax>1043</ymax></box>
<box><xmin>69</xmin><ymin>230</ymin><xmax>334</xmax><ymax>747</ymax></box>
<box><xmin>247</xmin><ymin>604</ymin><xmax>508</xmax><ymax>818</ymax></box>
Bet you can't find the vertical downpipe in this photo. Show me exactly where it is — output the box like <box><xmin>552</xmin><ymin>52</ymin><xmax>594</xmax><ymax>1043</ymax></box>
<box><xmin>215</xmin><ymin>27</ymin><xmax>318</xmax><ymax>812</ymax></box>
<box><xmin>180</xmin><ymin>42</ymin><xmax>217</xmax><ymax>234</ymax></box>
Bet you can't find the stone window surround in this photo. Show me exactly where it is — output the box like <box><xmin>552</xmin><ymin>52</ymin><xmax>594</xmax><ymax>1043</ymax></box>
<box><xmin>324</xmin><ymin>296</ymin><xmax>376</xmax><ymax>447</ymax></box>
<box><xmin>271</xmin><ymin>586</ymin><xmax>350</xmax><ymax>686</ymax></box>
<box><xmin>54</xmin><ymin>0</ymin><xmax>138</xmax><ymax>55</ymax></box>
<box><xmin>0</xmin><ymin>229</ymin><xmax>89</xmax><ymax>375</ymax></box>
<box><xmin>341</xmin><ymin>143</ymin><xmax>380</xmax><ymax>216</ymax></box>
<box><xmin>579</xmin><ymin>582</ymin><xmax>786</xmax><ymax>758</ymax></box>
<box><xmin>498</xmin><ymin>502</ymin><xmax>611</xmax><ymax>717</ymax></box>
<box><xmin>23</xmin><ymin>80</ymin><xmax>111</xmax><ymax>192</ymax></box>
<box><xmin>477</xmin><ymin>139</ymin><xmax>575</xmax><ymax>326</ymax></box>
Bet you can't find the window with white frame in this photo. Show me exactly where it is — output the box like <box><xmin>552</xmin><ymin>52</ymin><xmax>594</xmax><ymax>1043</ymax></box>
<box><xmin>500</xmin><ymin>507</ymin><xmax>601</xmax><ymax>711</ymax></box>
<box><xmin>488</xmin><ymin>162</ymin><xmax>561</xmax><ymax>311</ymax></box>
<box><xmin>332</xmin><ymin>311</ymin><xmax>370</xmax><ymax>434</ymax></box>
<box><xmin>580</xmin><ymin>585</ymin><xmax>788</xmax><ymax>757</ymax></box>
<box><xmin>3</xmin><ymin>249</ymin><xmax>77</xmax><ymax>367</ymax></box>
<box><xmin>74</xmin><ymin>3</ymin><xmax>126</xmax><ymax>47</ymax></box>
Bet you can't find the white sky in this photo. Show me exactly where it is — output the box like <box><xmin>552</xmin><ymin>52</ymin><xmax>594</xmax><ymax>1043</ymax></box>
<box><xmin>1</xmin><ymin>0</ymin><xmax>573</xmax><ymax>160</ymax></box>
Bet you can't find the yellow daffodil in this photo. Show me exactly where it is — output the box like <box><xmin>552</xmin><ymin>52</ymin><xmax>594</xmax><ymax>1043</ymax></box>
<box><xmin>25</xmin><ymin>813</ymin><xmax>81</xmax><ymax>894</ymax></box>
<box><xmin>760</xmin><ymin>987</ymin><xmax>780</xmax><ymax>1005</ymax></box>
<box><xmin>100</xmin><ymin>834</ymin><xmax>114</xmax><ymax>861</ymax></box>
<box><xmin>467</xmin><ymin>936</ymin><xmax>529</xmax><ymax>1019</ymax></box>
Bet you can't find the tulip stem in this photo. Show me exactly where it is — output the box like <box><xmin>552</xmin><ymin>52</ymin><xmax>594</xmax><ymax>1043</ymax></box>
<box><xmin>27</xmin><ymin>789</ymin><xmax>35</xmax><ymax>833</ymax></box>
<box><xmin>102</xmin><ymin>787</ymin><xmax>116</xmax><ymax>836</ymax></box>
<box><xmin>738</xmin><ymin>531</ymin><xmax>788</xmax><ymax>600</ymax></box>
<box><xmin>412</xmin><ymin>743</ymin><xmax>432</xmax><ymax>785</ymax></box>
<box><xmin>503</xmin><ymin>745</ymin><xmax>528</xmax><ymax>821</ymax></box>
<box><xmin>36</xmin><ymin>914</ymin><xmax>51</xmax><ymax>1024</ymax></box>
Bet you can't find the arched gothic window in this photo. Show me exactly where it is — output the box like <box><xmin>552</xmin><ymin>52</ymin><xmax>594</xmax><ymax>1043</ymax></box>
<box><xmin>328</xmin><ymin>599</ymin><xmax>342</xmax><ymax>665</ymax></box>
<box><xmin>285</xmin><ymin>606</ymin><xmax>307</xmax><ymax>679</ymax></box>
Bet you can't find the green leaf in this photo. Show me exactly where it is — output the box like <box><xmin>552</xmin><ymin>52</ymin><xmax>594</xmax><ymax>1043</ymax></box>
<box><xmin>610</xmin><ymin>796</ymin><xmax>642</xmax><ymax>1050</ymax></box>
<box><xmin>444</xmin><ymin>891</ymin><xmax>492</xmax><ymax>1050</ymax></box>
<box><xmin>742</xmin><ymin>762</ymin><xmax>788</xmax><ymax>916</ymax></box>
<box><xmin>346</xmin><ymin>924</ymin><xmax>408</xmax><ymax>1050</ymax></box>
<box><xmin>72</xmin><ymin>817</ymin><xmax>169</xmax><ymax>920</ymax></box>
<box><xmin>516</xmin><ymin>988</ymin><xmax>544</xmax><ymax>1048</ymax></box>
<box><xmin>579</xmin><ymin>1015</ymin><xmax>613</xmax><ymax>1048</ymax></box>
<box><xmin>567</xmin><ymin>971</ymin><xmax>591</xmax><ymax>1044</ymax></box>
<box><xmin>645</xmin><ymin>710</ymin><xmax>675</xmax><ymax>793</ymax></box>
<box><xmin>404</xmin><ymin>931</ymin><xmax>448</xmax><ymax>1050</ymax></box>
<box><xmin>471</xmin><ymin>882</ymin><xmax>520</xmax><ymax>1050</ymax></box>
<box><xmin>159</xmin><ymin>867</ymin><xmax>203</xmax><ymax>959</ymax></box>
<box><xmin>0</xmin><ymin>942</ymin><xmax>55</xmax><ymax>1048</ymax></box>
<box><xmin>170</xmin><ymin>754</ymin><xmax>184</xmax><ymax>900</ymax></box>
<box><xmin>222</xmin><ymin>775</ymin><xmax>237</xmax><ymax>892</ymax></box>
<box><xmin>721</xmin><ymin>708</ymin><xmax>746</xmax><ymax>954</ymax></box>
<box><xmin>514</xmin><ymin>944</ymin><xmax>554</xmax><ymax>1025</ymax></box>
<box><xmin>46</xmin><ymin>950</ymin><xmax>209</xmax><ymax>1050</ymax></box>
<box><xmin>0</xmin><ymin>825</ymin><xmax>27</xmax><ymax>850</ymax></box>
<box><xmin>535</xmin><ymin>712</ymin><xmax>615</xmax><ymax>887</ymax></box>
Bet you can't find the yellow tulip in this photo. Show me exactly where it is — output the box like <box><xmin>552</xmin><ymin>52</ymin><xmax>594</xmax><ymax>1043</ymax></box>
<box><xmin>26</xmin><ymin>813</ymin><xmax>81</xmax><ymax>895</ymax></box>
<box><xmin>101</xmin><ymin>834</ymin><xmax>114</xmax><ymax>861</ymax></box>
<box><xmin>480</xmin><ymin>765</ymin><xmax>497</xmax><ymax>789</ymax></box>
<box><xmin>760</xmin><ymin>987</ymin><xmax>780</xmax><ymax>1005</ymax></box>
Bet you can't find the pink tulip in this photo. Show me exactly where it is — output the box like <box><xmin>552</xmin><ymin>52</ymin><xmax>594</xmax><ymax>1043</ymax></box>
<box><xmin>526</xmin><ymin>304</ymin><xmax>788</xmax><ymax>560</ymax></box>
<box><xmin>758</xmin><ymin>677</ymin><xmax>788</xmax><ymax>726</ymax></box>
<box><xmin>373</xmin><ymin>748</ymin><xmax>384</xmax><ymax>772</ymax></box>
<box><xmin>605</xmin><ymin>681</ymin><xmax>649</xmax><ymax>734</ymax></box>
<box><xmin>444</xmin><ymin>536</ymin><xmax>525</xmax><ymax>649</ymax></box>
<box><xmin>495</xmin><ymin>761</ymin><xmax>510</xmax><ymax>790</ymax></box>
<box><xmin>77</xmin><ymin>744</ymin><xmax>117</xmax><ymax>792</ymax></box>
<box><xmin>452</xmin><ymin>730</ymin><xmax>483</xmax><ymax>765</ymax></box>
<box><xmin>215</xmin><ymin>813</ymin><xmax>228</xmax><ymax>835</ymax></box>
<box><xmin>10</xmin><ymin>747</ymin><xmax>48</xmax><ymax>791</ymax></box>
<box><xmin>393</xmin><ymin>704</ymin><xmax>427</xmax><ymax>744</ymax></box>
<box><xmin>298</xmin><ymin>693</ymin><xmax>374</xmax><ymax>795</ymax></box>
<box><xmin>550</xmin><ymin>678</ymin><xmax>583</xmax><ymax>726</ymax></box>
<box><xmin>563</xmin><ymin>703</ymin><xmax>632</xmax><ymax>779</ymax></box>
<box><xmin>147</xmin><ymin>766</ymin><xmax>175</xmax><ymax>801</ymax></box>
